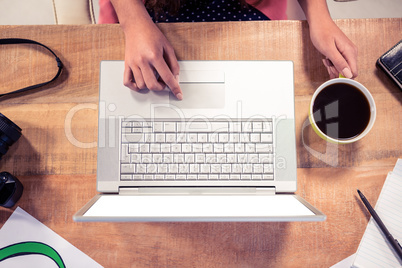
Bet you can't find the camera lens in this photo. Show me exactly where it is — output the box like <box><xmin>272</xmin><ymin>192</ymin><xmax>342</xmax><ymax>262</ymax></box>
<box><xmin>0</xmin><ymin>113</ymin><xmax>22</xmax><ymax>160</ymax></box>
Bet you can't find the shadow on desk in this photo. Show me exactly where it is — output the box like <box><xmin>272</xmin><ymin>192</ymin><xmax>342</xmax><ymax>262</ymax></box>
<box><xmin>374</xmin><ymin>68</ymin><xmax>402</xmax><ymax>106</ymax></box>
<box><xmin>298</xmin><ymin>116</ymin><xmax>366</xmax><ymax>169</ymax></box>
<box><xmin>1</xmin><ymin>134</ymin><xmax>43</xmax><ymax>176</ymax></box>
<box><xmin>119</xmin><ymin>221</ymin><xmax>290</xmax><ymax>266</ymax></box>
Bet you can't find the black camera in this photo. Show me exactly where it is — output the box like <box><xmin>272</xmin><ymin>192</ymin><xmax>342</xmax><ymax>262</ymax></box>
<box><xmin>0</xmin><ymin>38</ymin><xmax>62</xmax><ymax>208</ymax></box>
<box><xmin>0</xmin><ymin>113</ymin><xmax>23</xmax><ymax>208</ymax></box>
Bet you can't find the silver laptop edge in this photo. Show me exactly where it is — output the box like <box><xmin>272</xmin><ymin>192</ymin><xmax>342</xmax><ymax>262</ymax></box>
<box><xmin>74</xmin><ymin>194</ymin><xmax>325</xmax><ymax>222</ymax></box>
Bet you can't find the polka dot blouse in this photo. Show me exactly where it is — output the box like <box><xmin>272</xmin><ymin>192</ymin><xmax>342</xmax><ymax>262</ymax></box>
<box><xmin>149</xmin><ymin>0</ymin><xmax>270</xmax><ymax>22</ymax></box>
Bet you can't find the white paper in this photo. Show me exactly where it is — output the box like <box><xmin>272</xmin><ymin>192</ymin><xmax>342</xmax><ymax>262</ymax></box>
<box><xmin>0</xmin><ymin>207</ymin><xmax>102</xmax><ymax>268</ymax></box>
<box><xmin>352</xmin><ymin>159</ymin><xmax>402</xmax><ymax>267</ymax></box>
<box><xmin>330</xmin><ymin>254</ymin><xmax>355</xmax><ymax>268</ymax></box>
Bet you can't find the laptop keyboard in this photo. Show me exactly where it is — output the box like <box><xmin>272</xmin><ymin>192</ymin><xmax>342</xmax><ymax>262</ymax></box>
<box><xmin>120</xmin><ymin>119</ymin><xmax>274</xmax><ymax>181</ymax></box>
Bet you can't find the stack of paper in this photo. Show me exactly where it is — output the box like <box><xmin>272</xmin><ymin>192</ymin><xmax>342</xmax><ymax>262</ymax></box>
<box><xmin>352</xmin><ymin>159</ymin><xmax>402</xmax><ymax>267</ymax></box>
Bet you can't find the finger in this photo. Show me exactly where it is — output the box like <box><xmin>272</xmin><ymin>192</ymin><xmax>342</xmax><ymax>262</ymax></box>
<box><xmin>322</xmin><ymin>58</ymin><xmax>332</xmax><ymax>69</ymax></box>
<box><xmin>164</xmin><ymin>46</ymin><xmax>180</xmax><ymax>78</ymax></box>
<box><xmin>131</xmin><ymin>66</ymin><xmax>147</xmax><ymax>90</ymax></box>
<box><xmin>338</xmin><ymin>42</ymin><xmax>358</xmax><ymax>78</ymax></box>
<box><xmin>322</xmin><ymin>41</ymin><xmax>353</xmax><ymax>79</ymax></box>
<box><xmin>154</xmin><ymin>61</ymin><xmax>182</xmax><ymax>100</ymax></box>
<box><xmin>140</xmin><ymin>64</ymin><xmax>166</xmax><ymax>91</ymax></box>
<box><xmin>322</xmin><ymin>58</ymin><xmax>338</xmax><ymax>79</ymax></box>
<box><xmin>155</xmin><ymin>46</ymin><xmax>182</xmax><ymax>99</ymax></box>
<box><xmin>324</xmin><ymin>66</ymin><xmax>332</xmax><ymax>77</ymax></box>
<box><xmin>327</xmin><ymin>47</ymin><xmax>354</xmax><ymax>79</ymax></box>
<box><xmin>123</xmin><ymin>65</ymin><xmax>139</xmax><ymax>91</ymax></box>
<box><xmin>329</xmin><ymin>66</ymin><xmax>338</xmax><ymax>79</ymax></box>
<box><xmin>329</xmin><ymin>63</ymin><xmax>339</xmax><ymax>79</ymax></box>
<box><xmin>164</xmin><ymin>49</ymin><xmax>182</xmax><ymax>99</ymax></box>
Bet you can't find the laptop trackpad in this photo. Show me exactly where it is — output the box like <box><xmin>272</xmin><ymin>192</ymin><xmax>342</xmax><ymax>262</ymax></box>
<box><xmin>169</xmin><ymin>83</ymin><xmax>225</xmax><ymax>109</ymax></box>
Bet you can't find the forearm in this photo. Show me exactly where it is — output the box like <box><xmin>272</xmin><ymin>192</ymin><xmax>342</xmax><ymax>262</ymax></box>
<box><xmin>298</xmin><ymin>0</ymin><xmax>332</xmax><ymax>25</ymax></box>
<box><xmin>110</xmin><ymin>0</ymin><xmax>153</xmax><ymax>31</ymax></box>
<box><xmin>298</xmin><ymin>0</ymin><xmax>358</xmax><ymax>78</ymax></box>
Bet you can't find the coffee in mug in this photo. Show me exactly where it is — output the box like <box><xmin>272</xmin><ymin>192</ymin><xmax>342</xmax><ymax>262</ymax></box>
<box><xmin>309</xmin><ymin>78</ymin><xmax>376</xmax><ymax>144</ymax></box>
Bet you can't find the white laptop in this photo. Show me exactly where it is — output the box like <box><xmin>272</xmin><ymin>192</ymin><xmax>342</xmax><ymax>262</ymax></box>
<box><xmin>74</xmin><ymin>60</ymin><xmax>326</xmax><ymax>222</ymax></box>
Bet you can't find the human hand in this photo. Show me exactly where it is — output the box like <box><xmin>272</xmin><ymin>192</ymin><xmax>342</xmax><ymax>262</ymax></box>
<box><xmin>122</xmin><ymin>19</ymin><xmax>183</xmax><ymax>100</ymax></box>
<box><xmin>308</xmin><ymin>19</ymin><xmax>358</xmax><ymax>79</ymax></box>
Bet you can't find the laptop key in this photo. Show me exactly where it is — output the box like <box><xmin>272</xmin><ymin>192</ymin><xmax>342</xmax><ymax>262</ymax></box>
<box><xmin>264</xmin><ymin>164</ymin><xmax>274</xmax><ymax>173</ymax></box>
<box><xmin>120</xmin><ymin>174</ymin><xmax>132</xmax><ymax>180</ymax></box>
<box><xmin>133</xmin><ymin>175</ymin><xmax>143</xmax><ymax>180</ymax></box>
<box><xmin>252</xmin><ymin>174</ymin><xmax>263</xmax><ymax>180</ymax></box>
<box><xmin>122</xmin><ymin>133</ymin><xmax>143</xmax><ymax>143</ymax></box>
<box><xmin>121</xmin><ymin>144</ymin><xmax>130</xmax><ymax>163</ymax></box>
<box><xmin>263</xmin><ymin>174</ymin><xmax>274</xmax><ymax>180</ymax></box>
<box><xmin>121</xmin><ymin>164</ymin><xmax>135</xmax><ymax>174</ymax></box>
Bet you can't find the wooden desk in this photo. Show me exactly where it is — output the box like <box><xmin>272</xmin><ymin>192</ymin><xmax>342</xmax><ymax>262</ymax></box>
<box><xmin>0</xmin><ymin>19</ymin><xmax>401</xmax><ymax>267</ymax></box>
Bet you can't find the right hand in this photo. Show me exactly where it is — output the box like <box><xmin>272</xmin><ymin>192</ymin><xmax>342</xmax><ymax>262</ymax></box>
<box><xmin>123</xmin><ymin>19</ymin><xmax>183</xmax><ymax>100</ymax></box>
<box><xmin>308</xmin><ymin>18</ymin><xmax>358</xmax><ymax>79</ymax></box>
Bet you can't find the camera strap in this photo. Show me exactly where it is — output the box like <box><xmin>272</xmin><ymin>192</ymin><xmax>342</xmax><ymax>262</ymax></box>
<box><xmin>0</xmin><ymin>38</ymin><xmax>63</xmax><ymax>99</ymax></box>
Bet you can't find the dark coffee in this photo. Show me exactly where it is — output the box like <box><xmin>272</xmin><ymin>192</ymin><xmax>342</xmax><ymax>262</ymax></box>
<box><xmin>312</xmin><ymin>82</ymin><xmax>371</xmax><ymax>140</ymax></box>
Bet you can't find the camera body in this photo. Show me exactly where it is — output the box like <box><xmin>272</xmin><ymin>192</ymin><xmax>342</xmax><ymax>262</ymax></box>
<box><xmin>0</xmin><ymin>113</ymin><xmax>23</xmax><ymax>208</ymax></box>
<box><xmin>0</xmin><ymin>172</ymin><xmax>23</xmax><ymax>208</ymax></box>
<box><xmin>0</xmin><ymin>38</ymin><xmax>63</xmax><ymax>208</ymax></box>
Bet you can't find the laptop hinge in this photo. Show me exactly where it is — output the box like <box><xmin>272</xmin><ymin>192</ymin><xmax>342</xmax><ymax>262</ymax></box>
<box><xmin>118</xmin><ymin>187</ymin><xmax>276</xmax><ymax>195</ymax></box>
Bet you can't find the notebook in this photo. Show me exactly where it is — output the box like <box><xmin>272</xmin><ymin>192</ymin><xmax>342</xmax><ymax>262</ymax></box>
<box><xmin>352</xmin><ymin>159</ymin><xmax>402</xmax><ymax>267</ymax></box>
<box><xmin>73</xmin><ymin>60</ymin><xmax>326</xmax><ymax>222</ymax></box>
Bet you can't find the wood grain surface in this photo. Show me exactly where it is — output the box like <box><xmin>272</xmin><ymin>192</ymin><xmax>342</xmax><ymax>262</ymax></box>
<box><xmin>0</xmin><ymin>19</ymin><xmax>401</xmax><ymax>267</ymax></box>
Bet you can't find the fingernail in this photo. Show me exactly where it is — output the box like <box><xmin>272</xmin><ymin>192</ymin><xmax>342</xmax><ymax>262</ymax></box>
<box><xmin>176</xmin><ymin>93</ymin><xmax>183</xmax><ymax>100</ymax></box>
<box><xmin>342</xmin><ymin>68</ymin><xmax>353</xmax><ymax>79</ymax></box>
